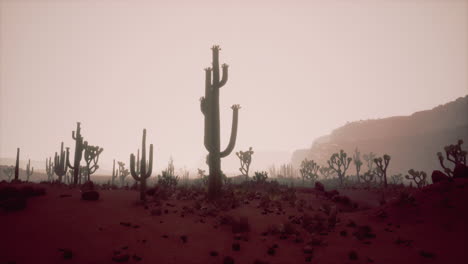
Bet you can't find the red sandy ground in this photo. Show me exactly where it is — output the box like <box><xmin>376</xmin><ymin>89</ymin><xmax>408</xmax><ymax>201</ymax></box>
<box><xmin>1</xmin><ymin>180</ymin><xmax>467</xmax><ymax>264</ymax></box>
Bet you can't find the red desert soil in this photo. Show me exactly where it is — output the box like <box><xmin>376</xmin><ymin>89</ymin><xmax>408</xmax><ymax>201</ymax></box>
<box><xmin>1</xmin><ymin>180</ymin><xmax>467</xmax><ymax>264</ymax></box>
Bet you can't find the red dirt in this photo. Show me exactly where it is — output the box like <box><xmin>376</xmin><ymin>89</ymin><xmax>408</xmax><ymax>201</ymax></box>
<box><xmin>1</xmin><ymin>180</ymin><xmax>467</xmax><ymax>264</ymax></box>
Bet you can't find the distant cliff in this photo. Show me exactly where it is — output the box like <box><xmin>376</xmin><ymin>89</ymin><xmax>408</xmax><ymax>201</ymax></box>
<box><xmin>291</xmin><ymin>95</ymin><xmax>468</xmax><ymax>175</ymax></box>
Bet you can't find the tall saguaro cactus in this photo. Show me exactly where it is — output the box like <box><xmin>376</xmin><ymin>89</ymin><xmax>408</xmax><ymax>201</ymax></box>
<box><xmin>55</xmin><ymin>142</ymin><xmax>68</xmax><ymax>183</ymax></box>
<box><xmin>200</xmin><ymin>45</ymin><xmax>240</xmax><ymax>198</ymax></box>
<box><xmin>26</xmin><ymin>159</ymin><xmax>34</xmax><ymax>182</ymax></box>
<box><xmin>130</xmin><ymin>129</ymin><xmax>153</xmax><ymax>201</ymax></box>
<box><xmin>14</xmin><ymin>148</ymin><xmax>20</xmax><ymax>181</ymax></box>
<box><xmin>66</xmin><ymin>122</ymin><xmax>86</xmax><ymax>185</ymax></box>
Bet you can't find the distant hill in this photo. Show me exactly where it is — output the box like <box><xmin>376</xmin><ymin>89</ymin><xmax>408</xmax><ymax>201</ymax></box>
<box><xmin>291</xmin><ymin>95</ymin><xmax>468</xmax><ymax>176</ymax></box>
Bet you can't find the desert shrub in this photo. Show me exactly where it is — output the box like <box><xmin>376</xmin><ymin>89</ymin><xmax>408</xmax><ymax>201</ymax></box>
<box><xmin>252</xmin><ymin>171</ymin><xmax>268</xmax><ymax>184</ymax></box>
<box><xmin>157</xmin><ymin>170</ymin><xmax>179</xmax><ymax>189</ymax></box>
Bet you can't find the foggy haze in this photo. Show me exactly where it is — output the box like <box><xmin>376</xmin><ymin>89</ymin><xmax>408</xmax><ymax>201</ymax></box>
<box><xmin>1</xmin><ymin>0</ymin><xmax>467</xmax><ymax>174</ymax></box>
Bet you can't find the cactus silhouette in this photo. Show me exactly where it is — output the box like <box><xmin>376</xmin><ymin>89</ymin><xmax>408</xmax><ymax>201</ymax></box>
<box><xmin>66</xmin><ymin>122</ymin><xmax>86</xmax><ymax>185</ymax></box>
<box><xmin>353</xmin><ymin>148</ymin><xmax>363</xmax><ymax>183</ymax></box>
<box><xmin>118</xmin><ymin>161</ymin><xmax>129</xmax><ymax>187</ymax></box>
<box><xmin>300</xmin><ymin>159</ymin><xmax>320</xmax><ymax>185</ymax></box>
<box><xmin>25</xmin><ymin>159</ymin><xmax>34</xmax><ymax>182</ymax></box>
<box><xmin>328</xmin><ymin>150</ymin><xmax>352</xmax><ymax>186</ymax></box>
<box><xmin>54</xmin><ymin>142</ymin><xmax>68</xmax><ymax>183</ymax></box>
<box><xmin>236</xmin><ymin>147</ymin><xmax>254</xmax><ymax>179</ymax></box>
<box><xmin>2</xmin><ymin>166</ymin><xmax>14</xmax><ymax>182</ymax></box>
<box><xmin>111</xmin><ymin>159</ymin><xmax>117</xmax><ymax>186</ymax></box>
<box><xmin>374</xmin><ymin>154</ymin><xmax>390</xmax><ymax>188</ymax></box>
<box><xmin>437</xmin><ymin>139</ymin><xmax>467</xmax><ymax>177</ymax></box>
<box><xmin>14</xmin><ymin>148</ymin><xmax>20</xmax><ymax>181</ymax></box>
<box><xmin>45</xmin><ymin>157</ymin><xmax>54</xmax><ymax>182</ymax></box>
<box><xmin>83</xmin><ymin>143</ymin><xmax>103</xmax><ymax>182</ymax></box>
<box><xmin>130</xmin><ymin>129</ymin><xmax>153</xmax><ymax>201</ymax></box>
<box><xmin>200</xmin><ymin>45</ymin><xmax>240</xmax><ymax>198</ymax></box>
<box><xmin>405</xmin><ymin>169</ymin><xmax>427</xmax><ymax>188</ymax></box>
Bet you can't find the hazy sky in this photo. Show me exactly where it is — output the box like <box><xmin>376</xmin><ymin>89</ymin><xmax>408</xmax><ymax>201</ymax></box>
<box><xmin>1</xmin><ymin>0</ymin><xmax>467</xmax><ymax>173</ymax></box>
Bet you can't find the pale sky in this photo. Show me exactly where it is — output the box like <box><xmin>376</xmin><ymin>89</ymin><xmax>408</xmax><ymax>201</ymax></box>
<box><xmin>1</xmin><ymin>0</ymin><xmax>467</xmax><ymax>174</ymax></box>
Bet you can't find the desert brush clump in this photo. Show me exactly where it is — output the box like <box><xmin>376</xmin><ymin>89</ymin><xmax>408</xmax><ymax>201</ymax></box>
<box><xmin>200</xmin><ymin>45</ymin><xmax>240</xmax><ymax>199</ymax></box>
<box><xmin>252</xmin><ymin>171</ymin><xmax>269</xmax><ymax>184</ymax></box>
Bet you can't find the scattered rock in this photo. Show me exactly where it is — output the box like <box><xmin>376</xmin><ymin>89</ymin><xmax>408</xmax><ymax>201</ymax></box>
<box><xmin>349</xmin><ymin>250</ymin><xmax>358</xmax><ymax>261</ymax></box>
<box><xmin>112</xmin><ymin>254</ymin><xmax>130</xmax><ymax>262</ymax></box>
<box><xmin>81</xmin><ymin>190</ymin><xmax>99</xmax><ymax>201</ymax></box>
<box><xmin>223</xmin><ymin>256</ymin><xmax>235</xmax><ymax>264</ymax></box>
<box><xmin>58</xmin><ymin>248</ymin><xmax>73</xmax><ymax>260</ymax></box>
<box><xmin>232</xmin><ymin>242</ymin><xmax>240</xmax><ymax>251</ymax></box>
<box><xmin>209</xmin><ymin>251</ymin><xmax>219</xmax><ymax>257</ymax></box>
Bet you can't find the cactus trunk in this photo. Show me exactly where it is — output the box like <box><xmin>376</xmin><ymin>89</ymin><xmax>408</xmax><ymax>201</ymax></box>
<box><xmin>66</xmin><ymin>122</ymin><xmax>85</xmax><ymax>185</ymax></box>
<box><xmin>200</xmin><ymin>46</ymin><xmax>240</xmax><ymax>199</ymax></box>
<box><xmin>130</xmin><ymin>129</ymin><xmax>153</xmax><ymax>201</ymax></box>
<box><xmin>14</xmin><ymin>148</ymin><xmax>19</xmax><ymax>181</ymax></box>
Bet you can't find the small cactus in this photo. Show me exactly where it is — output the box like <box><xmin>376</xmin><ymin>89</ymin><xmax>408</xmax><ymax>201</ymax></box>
<box><xmin>130</xmin><ymin>129</ymin><xmax>153</xmax><ymax>201</ymax></box>
<box><xmin>54</xmin><ymin>143</ymin><xmax>68</xmax><ymax>183</ymax></box>
<box><xmin>25</xmin><ymin>159</ymin><xmax>34</xmax><ymax>182</ymax></box>
<box><xmin>236</xmin><ymin>147</ymin><xmax>254</xmax><ymax>180</ymax></box>
<box><xmin>45</xmin><ymin>157</ymin><xmax>54</xmax><ymax>182</ymax></box>
<box><xmin>111</xmin><ymin>159</ymin><xmax>117</xmax><ymax>186</ymax></box>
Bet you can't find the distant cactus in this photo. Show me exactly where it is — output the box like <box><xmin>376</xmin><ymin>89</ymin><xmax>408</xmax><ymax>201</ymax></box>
<box><xmin>117</xmin><ymin>162</ymin><xmax>130</xmax><ymax>187</ymax></box>
<box><xmin>236</xmin><ymin>147</ymin><xmax>254</xmax><ymax>179</ymax></box>
<box><xmin>390</xmin><ymin>173</ymin><xmax>403</xmax><ymax>185</ymax></box>
<box><xmin>360</xmin><ymin>170</ymin><xmax>374</xmax><ymax>187</ymax></box>
<box><xmin>111</xmin><ymin>159</ymin><xmax>117</xmax><ymax>186</ymax></box>
<box><xmin>374</xmin><ymin>154</ymin><xmax>390</xmax><ymax>188</ymax></box>
<box><xmin>437</xmin><ymin>139</ymin><xmax>467</xmax><ymax>177</ymax></box>
<box><xmin>45</xmin><ymin>157</ymin><xmax>54</xmax><ymax>182</ymax></box>
<box><xmin>66</xmin><ymin>122</ymin><xmax>86</xmax><ymax>185</ymax></box>
<box><xmin>328</xmin><ymin>150</ymin><xmax>352</xmax><ymax>186</ymax></box>
<box><xmin>252</xmin><ymin>171</ymin><xmax>268</xmax><ymax>183</ymax></box>
<box><xmin>2</xmin><ymin>166</ymin><xmax>14</xmax><ymax>182</ymax></box>
<box><xmin>353</xmin><ymin>148</ymin><xmax>363</xmax><ymax>183</ymax></box>
<box><xmin>130</xmin><ymin>129</ymin><xmax>153</xmax><ymax>201</ymax></box>
<box><xmin>54</xmin><ymin>143</ymin><xmax>68</xmax><ymax>183</ymax></box>
<box><xmin>200</xmin><ymin>45</ymin><xmax>240</xmax><ymax>199</ymax></box>
<box><xmin>319</xmin><ymin>166</ymin><xmax>335</xmax><ymax>179</ymax></box>
<box><xmin>83</xmin><ymin>143</ymin><xmax>103</xmax><ymax>182</ymax></box>
<box><xmin>14</xmin><ymin>148</ymin><xmax>20</xmax><ymax>181</ymax></box>
<box><xmin>405</xmin><ymin>169</ymin><xmax>427</xmax><ymax>188</ymax></box>
<box><xmin>299</xmin><ymin>159</ymin><xmax>320</xmax><ymax>185</ymax></box>
<box><xmin>25</xmin><ymin>159</ymin><xmax>34</xmax><ymax>182</ymax></box>
<box><xmin>363</xmin><ymin>152</ymin><xmax>376</xmax><ymax>172</ymax></box>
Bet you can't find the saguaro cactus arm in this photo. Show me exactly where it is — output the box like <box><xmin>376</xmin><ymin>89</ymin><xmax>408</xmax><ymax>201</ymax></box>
<box><xmin>220</xmin><ymin>105</ymin><xmax>240</xmax><ymax>158</ymax></box>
